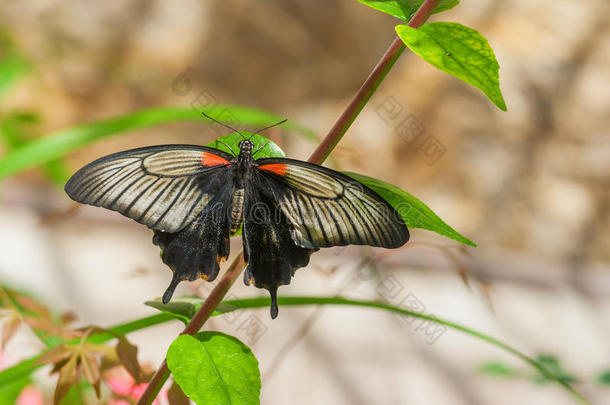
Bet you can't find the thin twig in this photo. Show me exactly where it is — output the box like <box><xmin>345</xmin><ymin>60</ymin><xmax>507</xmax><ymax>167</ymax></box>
<box><xmin>307</xmin><ymin>0</ymin><xmax>440</xmax><ymax>164</ymax></box>
<box><xmin>137</xmin><ymin>1</ymin><xmax>440</xmax><ymax>403</ymax></box>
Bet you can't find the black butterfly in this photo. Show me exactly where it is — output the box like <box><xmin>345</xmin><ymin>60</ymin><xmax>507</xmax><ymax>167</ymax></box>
<box><xmin>65</xmin><ymin>122</ymin><xmax>409</xmax><ymax>318</ymax></box>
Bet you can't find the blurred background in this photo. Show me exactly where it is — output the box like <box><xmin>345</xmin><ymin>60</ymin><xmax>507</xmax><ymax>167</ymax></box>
<box><xmin>1</xmin><ymin>0</ymin><xmax>609</xmax><ymax>404</ymax></box>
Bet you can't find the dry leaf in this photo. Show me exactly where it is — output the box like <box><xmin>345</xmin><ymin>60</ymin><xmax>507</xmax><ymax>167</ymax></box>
<box><xmin>54</xmin><ymin>355</ymin><xmax>78</xmax><ymax>405</ymax></box>
<box><xmin>80</xmin><ymin>352</ymin><xmax>101</xmax><ymax>398</ymax></box>
<box><xmin>1</xmin><ymin>314</ymin><xmax>21</xmax><ymax>349</ymax></box>
<box><xmin>116</xmin><ymin>337</ymin><xmax>143</xmax><ymax>384</ymax></box>
<box><xmin>167</xmin><ymin>380</ymin><xmax>190</xmax><ymax>405</ymax></box>
<box><xmin>36</xmin><ymin>345</ymin><xmax>72</xmax><ymax>366</ymax></box>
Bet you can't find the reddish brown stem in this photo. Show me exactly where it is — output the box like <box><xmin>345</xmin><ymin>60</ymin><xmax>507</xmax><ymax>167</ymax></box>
<box><xmin>137</xmin><ymin>1</ymin><xmax>440</xmax><ymax>403</ymax></box>
<box><xmin>308</xmin><ymin>0</ymin><xmax>440</xmax><ymax>164</ymax></box>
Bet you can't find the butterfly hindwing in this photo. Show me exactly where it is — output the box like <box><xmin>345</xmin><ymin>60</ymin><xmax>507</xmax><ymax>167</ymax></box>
<box><xmin>153</xmin><ymin>168</ymin><xmax>233</xmax><ymax>303</ymax></box>
<box><xmin>255</xmin><ymin>158</ymin><xmax>410</xmax><ymax>250</ymax></box>
<box><xmin>242</xmin><ymin>177</ymin><xmax>316</xmax><ymax>318</ymax></box>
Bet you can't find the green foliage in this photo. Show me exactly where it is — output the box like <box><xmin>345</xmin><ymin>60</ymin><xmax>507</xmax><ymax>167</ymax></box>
<box><xmin>148</xmin><ymin>296</ymin><xmax>587</xmax><ymax>403</ymax></box>
<box><xmin>1</xmin><ymin>112</ymin><xmax>70</xmax><ymax>184</ymax></box>
<box><xmin>396</xmin><ymin>22</ymin><xmax>506</xmax><ymax>111</ymax></box>
<box><xmin>597</xmin><ymin>370</ymin><xmax>610</xmax><ymax>386</ymax></box>
<box><xmin>208</xmin><ymin>132</ymin><xmax>286</xmax><ymax>158</ymax></box>
<box><xmin>0</xmin><ymin>376</ymin><xmax>30</xmax><ymax>404</ymax></box>
<box><xmin>0</xmin><ymin>106</ymin><xmax>312</xmax><ymax>180</ymax></box>
<box><xmin>479</xmin><ymin>356</ymin><xmax>583</xmax><ymax>388</ymax></box>
<box><xmin>478</xmin><ymin>361</ymin><xmax>517</xmax><ymax>377</ymax></box>
<box><xmin>533</xmin><ymin>355</ymin><xmax>577</xmax><ymax>385</ymax></box>
<box><xmin>0</xmin><ymin>30</ymin><xmax>30</xmax><ymax>99</ymax></box>
<box><xmin>1</xmin><ymin>295</ymin><xmax>591</xmax><ymax>404</ymax></box>
<box><xmin>145</xmin><ymin>297</ymin><xmax>201</xmax><ymax>324</ymax></box>
<box><xmin>167</xmin><ymin>333</ymin><xmax>261</xmax><ymax>405</ymax></box>
<box><xmin>357</xmin><ymin>0</ymin><xmax>459</xmax><ymax>22</ymax></box>
<box><xmin>345</xmin><ymin>171</ymin><xmax>476</xmax><ymax>246</ymax></box>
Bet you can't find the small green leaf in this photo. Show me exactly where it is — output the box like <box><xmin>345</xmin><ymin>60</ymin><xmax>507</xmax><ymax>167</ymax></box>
<box><xmin>478</xmin><ymin>361</ymin><xmax>517</xmax><ymax>377</ymax></box>
<box><xmin>357</xmin><ymin>0</ymin><xmax>459</xmax><ymax>22</ymax></box>
<box><xmin>144</xmin><ymin>297</ymin><xmax>201</xmax><ymax>324</ymax></box>
<box><xmin>396</xmin><ymin>22</ymin><xmax>506</xmax><ymax>111</ymax></box>
<box><xmin>207</xmin><ymin>132</ymin><xmax>285</xmax><ymax>159</ymax></box>
<box><xmin>596</xmin><ymin>370</ymin><xmax>610</xmax><ymax>386</ymax></box>
<box><xmin>167</xmin><ymin>332</ymin><xmax>261</xmax><ymax>405</ymax></box>
<box><xmin>534</xmin><ymin>355</ymin><xmax>577</xmax><ymax>385</ymax></box>
<box><xmin>345</xmin><ymin>171</ymin><xmax>476</xmax><ymax>246</ymax></box>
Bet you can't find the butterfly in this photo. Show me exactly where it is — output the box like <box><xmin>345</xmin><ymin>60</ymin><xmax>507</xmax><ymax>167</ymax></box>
<box><xmin>64</xmin><ymin>117</ymin><xmax>409</xmax><ymax>318</ymax></box>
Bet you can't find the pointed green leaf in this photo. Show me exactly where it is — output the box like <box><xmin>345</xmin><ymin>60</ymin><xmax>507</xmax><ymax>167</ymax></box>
<box><xmin>167</xmin><ymin>332</ymin><xmax>260</xmax><ymax>405</ymax></box>
<box><xmin>345</xmin><ymin>171</ymin><xmax>476</xmax><ymax>246</ymax></box>
<box><xmin>396</xmin><ymin>22</ymin><xmax>506</xmax><ymax>110</ymax></box>
<box><xmin>357</xmin><ymin>0</ymin><xmax>459</xmax><ymax>22</ymax></box>
<box><xmin>478</xmin><ymin>361</ymin><xmax>517</xmax><ymax>377</ymax></box>
<box><xmin>144</xmin><ymin>297</ymin><xmax>200</xmax><ymax>324</ymax></box>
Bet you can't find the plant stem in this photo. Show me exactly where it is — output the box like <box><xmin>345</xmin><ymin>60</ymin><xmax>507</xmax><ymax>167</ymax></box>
<box><xmin>307</xmin><ymin>0</ymin><xmax>440</xmax><ymax>164</ymax></box>
<box><xmin>137</xmin><ymin>254</ymin><xmax>245</xmax><ymax>404</ymax></box>
<box><xmin>138</xmin><ymin>1</ymin><xmax>440</xmax><ymax>403</ymax></box>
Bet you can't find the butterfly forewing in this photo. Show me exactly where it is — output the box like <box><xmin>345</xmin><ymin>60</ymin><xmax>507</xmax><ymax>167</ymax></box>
<box><xmin>65</xmin><ymin>145</ymin><xmax>232</xmax><ymax>233</ymax></box>
<box><xmin>255</xmin><ymin>158</ymin><xmax>410</xmax><ymax>250</ymax></box>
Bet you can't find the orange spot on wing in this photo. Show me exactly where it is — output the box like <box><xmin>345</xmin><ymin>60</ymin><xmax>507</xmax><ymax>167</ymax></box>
<box><xmin>201</xmin><ymin>152</ymin><xmax>230</xmax><ymax>167</ymax></box>
<box><xmin>259</xmin><ymin>163</ymin><xmax>287</xmax><ymax>176</ymax></box>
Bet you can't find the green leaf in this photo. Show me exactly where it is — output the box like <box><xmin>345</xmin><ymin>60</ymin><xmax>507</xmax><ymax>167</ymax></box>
<box><xmin>396</xmin><ymin>22</ymin><xmax>506</xmax><ymax>111</ymax></box>
<box><xmin>0</xmin><ymin>376</ymin><xmax>30</xmax><ymax>404</ymax></box>
<box><xmin>357</xmin><ymin>0</ymin><xmax>459</xmax><ymax>22</ymax></box>
<box><xmin>596</xmin><ymin>370</ymin><xmax>610</xmax><ymax>386</ymax></box>
<box><xmin>0</xmin><ymin>30</ymin><xmax>30</xmax><ymax>99</ymax></box>
<box><xmin>167</xmin><ymin>333</ymin><xmax>261</xmax><ymax>405</ymax></box>
<box><xmin>0</xmin><ymin>106</ymin><xmax>314</xmax><ymax>180</ymax></box>
<box><xmin>1</xmin><ymin>112</ymin><xmax>70</xmax><ymax>185</ymax></box>
<box><xmin>144</xmin><ymin>297</ymin><xmax>202</xmax><ymax>324</ymax></box>
<box><xmin>478</xmin><ymin>361</ymin><xmax>517</xmax><ymax>377</ymax></box>
<box><xmin>207</xmin><ymin>132</ymin><xmax>285</xmax><ymax>158</ymax></box>
<box><xmin>533</xmin><ymin>355</ymin><xmax>577</xmax><ymax>386</ymax></box>
<box><xmin>344</xmin><ymin>171</ymin><xmax>476</xmax><ymax>246</ymax></box>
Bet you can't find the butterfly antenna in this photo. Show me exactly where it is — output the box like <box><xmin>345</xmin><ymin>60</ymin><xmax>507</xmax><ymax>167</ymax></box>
<box><xmin>247</xmin><ymin>118</ymin><xmax>288</xmax><ymax>141</ymax></box>
<box><xmin>252</xmin><ymin>140</ymin><xmax>271</xmax><ymax>158</ymax></box>
<box><xmin>201</xmin><ymin>111</ymin><xmax>243</xmax><ymax>137</ymax></box>
<box><xmin>214</xmin><ymin>139</ymin><xmax>238</xmax><ymax>156</ymax></box>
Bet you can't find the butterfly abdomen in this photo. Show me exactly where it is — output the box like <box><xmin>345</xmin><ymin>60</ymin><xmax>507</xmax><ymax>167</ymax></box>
<box><xmin>230</xmin><ymin>188</ymin><xmax>245</xmax><ymax>234</ymax></box>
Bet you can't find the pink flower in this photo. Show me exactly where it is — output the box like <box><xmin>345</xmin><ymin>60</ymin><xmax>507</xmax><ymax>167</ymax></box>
<box><xmin>106</xmin><ymin>370</ymin><xmax>167</xmax><ymax>405</ymax></box>
<box><xmin>16</xmin><ymin>386</ymin><xmax>43</xmax><ymax>405</ymax></box>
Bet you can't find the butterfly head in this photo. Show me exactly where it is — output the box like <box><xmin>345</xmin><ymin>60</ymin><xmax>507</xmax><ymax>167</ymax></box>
<box><xmin>238</xmin><ymin>139</ymin><xmax>254</xmax><ymax>154</ymax></box>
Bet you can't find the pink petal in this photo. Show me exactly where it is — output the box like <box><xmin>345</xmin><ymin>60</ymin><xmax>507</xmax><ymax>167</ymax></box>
<box><xmin>16</xmin><ymin>386</ymin><xmax>43</xmax><ymax>405</ymax></box>
<box><xmin>106</xmin><ymin>375</ymin><xmax>135</xmax><ymax>396</ymax></box>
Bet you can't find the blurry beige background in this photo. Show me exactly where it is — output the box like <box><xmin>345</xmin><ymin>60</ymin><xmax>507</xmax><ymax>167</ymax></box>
<box><xmin>1</xmin><ymin>0</ymin><xmax>609</xmax><ymax>404</ymax></box>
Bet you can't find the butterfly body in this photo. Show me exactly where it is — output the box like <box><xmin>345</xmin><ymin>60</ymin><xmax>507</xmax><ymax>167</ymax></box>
<box><xmin>65</xmin><ymin>136</ymin><xmax>409</xmax><ymax>318</ymax></box>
